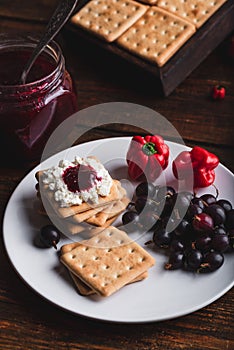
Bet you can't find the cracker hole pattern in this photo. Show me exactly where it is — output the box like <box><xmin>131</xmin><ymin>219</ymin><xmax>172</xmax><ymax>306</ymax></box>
<box><xmin>139</xmin><ymin>257</ymin><xmax>146</xmax><ymax>262</ymax></box>
<box><xmin>118</xmin><ymin>239</ymin><xmax>125</xmax><ymax>244</ymax></box>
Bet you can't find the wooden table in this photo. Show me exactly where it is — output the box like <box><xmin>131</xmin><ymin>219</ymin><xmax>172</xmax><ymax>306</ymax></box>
<box><xmin>0</xmin><ymin>1</ymin><xmax>233</xmax><ymax>349</ymax></box>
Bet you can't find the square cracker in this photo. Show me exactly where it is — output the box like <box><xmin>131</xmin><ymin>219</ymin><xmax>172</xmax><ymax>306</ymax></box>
<box><xmin>38</xmin><ymin>178</ymin><xmax>124</xmax><ymax>218</ymax></box>
<box><xmin>138</xmin><ymin>0</ymin><xmax>157</xmax><ymax>4</ymax></box>
<box><xmin>69</xmin><ymin>184</ymin><xmax>128</xmax><ymax>224</ymax></box>
<box><xmin>61</xmin><ymin>245</ymin><xmax>148</xmax><ymax>295</ymax></box>
<box><xmin>86</xmin><ymin>196</ymin><xmax>130</xmax><ymax>226</ymax></box>
<box><xmin>68</xmin><ymin>269</ymin><xmax>148</xmax><ymax>295</ymax></box>
<box><xmin>117</xmin><ymin>6</ymin><xmax>196</xmax><ymax>67</ymax></box>
<box><xmin>62</xmin><ymin>215</ymin><xmax>119</xmax><ymax>235</ymax></box>
<box><xmin>157</xmin><ymin>0</ymin><xmax>227</xmax><ymax>28</ymax></box>
<box><xmin>71</xmin><ymin>0</ymin><xmax>148</xmax><ymax>42</ymax></box>
<box><xmin>35</xmin><ymin>195</ymin><xmax>119</xmax><ymax>236</ymax></box>
<box><xmin>60</xmin><ymin>226</ymin><xmax>155</xmax><ymax>297</ymax></box>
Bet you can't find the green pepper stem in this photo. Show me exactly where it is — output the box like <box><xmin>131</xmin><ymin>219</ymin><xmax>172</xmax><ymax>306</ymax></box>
<box><xmin>142</xmin><ymin>142</ymin><xmax>157</xmax><ymax>156</ymax></box>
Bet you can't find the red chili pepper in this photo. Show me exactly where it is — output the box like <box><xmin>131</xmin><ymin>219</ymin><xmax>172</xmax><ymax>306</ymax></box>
<box><xmin>172</xmin><ymin>146</ymin><xmax>219</xmax><ymax>188</ymax></box>
<box><xmin>126</xmin><ymin>135</ymin><xmax>169</xmax><ymax>182</ymax></box>
<box><xmin>211</xmin><ymin>85</ymin><xmax>226</xmax><ymax>100</ymax></box>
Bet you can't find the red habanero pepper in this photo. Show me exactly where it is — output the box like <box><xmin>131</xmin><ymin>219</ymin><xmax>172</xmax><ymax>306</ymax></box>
<box><xmin>211</xmin><ymin>85</ymin><xmax>226</xmax><ymax>100</ymax></box>
<box><xmin>126</xmin><ymin>135</ymin><xmax>169</xmax><ymax>182</ymax></box>
<box><xmin>172</xmin><ymin>146</ymin><xmax>219</xmax><ymax>188</ymax></box>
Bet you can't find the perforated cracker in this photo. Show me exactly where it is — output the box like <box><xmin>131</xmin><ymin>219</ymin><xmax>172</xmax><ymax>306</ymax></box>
<box><xmin>71</xmin><ymin>0</ymin><xmax>148</xmax><ymax>42</ymax></box>
<box><xmin>68</xmin><ymin>270</ymin><xmax>148</xmax><ymax>295</ymax></box>
<box><xmin>68</xmin><ymin>204</ymin><xmax>109</xmax><ymax>223</ymax></box>
<box><xmin>139</xmin><ymin>0</ymin><xmax>157</xmax><ymax>4</ymax></box>
<box><xmin>60</xmin><ymin>226</ymin><xmax>155</xmax><ymax>296</ymax></box>
<box><xmin>62</xmin><ymin>215</ymin><xmax>119</xmax><ymax>235</ymax></box>
<box><xmin>37</xmin><ymin>177</ymin><xmax>123</xmax><ymax>218</ymax></box>
<box><xmin>86</xmin><ymin>196</ymin><xmax>130</xmax><ymax>226</ymax></box>
<box><xmin>61</xmin><ymin>241</ymin><xmax>148</xmax><ymax>296</ymax></box>
<box><xmin>117</xmin><ymin>6</ymin><xmax>196</xmax><ymax>67</ymax></box>
<box><xmin>157</xmin><ymin>0</ymin><xmax>227</xmax><ymax>28</ymax></box>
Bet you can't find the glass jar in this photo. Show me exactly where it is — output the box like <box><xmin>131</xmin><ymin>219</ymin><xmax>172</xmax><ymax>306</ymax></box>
<box><xmin>0</xmin><ymin>35</ymin><xmax>78</xmax><ymax>162</ymax></box>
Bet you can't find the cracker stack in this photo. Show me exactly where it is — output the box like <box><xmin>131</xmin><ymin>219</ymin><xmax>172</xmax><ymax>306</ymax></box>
<box><xmin>35</xmin><ymin>158</ymin><xmax>130</xmax><ymax>236</ymax></box>
<box><xmin>60</xmin><ymin>226</ymin><xmax>155</xmax><ymax>297</ymax></box>
<box><xmin>71</xmin><ymin>0</ymin><xmax>227</xmax><ymax>66</ymax></box>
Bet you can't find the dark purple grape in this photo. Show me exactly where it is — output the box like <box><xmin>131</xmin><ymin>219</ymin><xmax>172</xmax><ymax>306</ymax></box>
<box><xmin>135</xmin><ymin>196</ymin><xmax>148</xmax><ymax>213</ymax></box>
<box><xmin>172</xmin><ymin>191</ymin><xmax>193</xmax><ymax>217</ymax></box>
<box><xmin>185</xmin><ymin>249</ymin><xmax>203</xmax><ymax>270</ymax></box>
<box><xmin>200</xmin><ymin>194</ymin><xmax>216</xmax><ymax>206</ymax></box>
<box><xmin>228</xmin><ymin>229</ymin><xmax>234</xmax><ymax>250</ymax></box>
<box><xmin>174</xmin><ymin>219</ymin><xmax>190</xmax><ymax>237</ymax></box>
<box><xmin>216</xmin><ymin>199</ymin><xmax>232</xmax><ymax>213</ymax></box>
<box><xmin>194</xmin><ymin>235</ymin><xmax>212</xmax><ymax>252</ymax></box>
<box><xmin>153</xmin><ymin>228</ymin><xmax>172</xmax><ymax>248</ymax></box>
<box><xmin>135</xmin><ymin>182</ymin><xmax>156</xmax><ymax>198</ymax></box>
<box><xmin>211</xmin><ymin>234</ymin><xmax>230</xmax><ymax>253</ymax></box>
<box><xmin>139</xmin><ymin>210</ymin><xmax>159</xmax><ymax>230</ymax></box>
<box><xmin>39</xmin><ymin>225</ymin><xmax>61</xmax><ymax>249</ymax></box>
<box><xmin>161</xmin><ymin>197</ymin><xmax>174</xmax><ymax>217</ymax></box>
<box><xmin>135</xmin><ymin>196</ymin><xmax>158</xmax><ymax>214</ymax></box>
<box><xmin>213</xmin><ymin>226</ymin><xmax>227</xmax><ymax>235</ymax></box>
<box><xmin>186</xmin><ymin>204</ymin><xmax>203</xmax><ymax>220</ymax></box>
<box><xmin>156</xmin><ymin>186</ymin><xmax>175</xmax><ymax>201</ymax></box>
<box><xmin>165</xmin><ymin>251</ymin><xmax>184</xmax><ymax>270</ymax></box>
<box><xmin>191</xmin><ymin>197</ymin><xmax>205</xmax><ymax>210</ymax></box>
<box><xmin>161</xmin><ymin>216</ymin><xmax>178</xmax><ymax>232</ymax></box>
<box><xmin>226</xmin><ymin>209</ymin><xmax>234</xmax><ymax>230</ymax></box>
<box><xmin>122</xmin><ymin>211</ymin><xmax>140</xmax><ymax>232</ymax></box>
<box><xmin>204</xmin><ymin>204</ymin><xmax>226</xmax><ymax>226</ymax></box>
<box><xmin>192</xmin><ymin>213</ymin><xmax>214</xmax><ymax>233</ymax></box>
<box><xmin>199</xmin><ymin>251</ymin><xmax>224</xmax><ymax>272</ymax></box>
<box><xmin>170</xmin><ymin>238</ymin><xmax>185</xmax><ymax>252</ymax></box>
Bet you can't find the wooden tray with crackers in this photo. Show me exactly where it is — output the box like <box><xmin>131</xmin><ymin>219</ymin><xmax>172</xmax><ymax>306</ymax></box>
<box><xmin>69</xmin><ymin>0</ymin><xmax>234</xmax><ymax>96</ymax></box>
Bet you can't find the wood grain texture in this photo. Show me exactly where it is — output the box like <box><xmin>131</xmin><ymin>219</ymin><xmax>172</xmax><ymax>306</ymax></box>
<box><xmin>0</xmin><ymin>1</ymin><xmax>233</xmax><ymax>349</ymax></box>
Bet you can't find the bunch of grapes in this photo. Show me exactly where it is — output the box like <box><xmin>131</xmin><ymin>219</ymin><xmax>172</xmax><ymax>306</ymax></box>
<box><xmin>122</xmin><ymin>182</ymin><xmax>234</xmax><ymax>273</ymax></box>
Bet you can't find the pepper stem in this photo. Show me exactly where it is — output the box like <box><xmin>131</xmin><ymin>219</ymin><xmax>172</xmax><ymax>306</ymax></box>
<box><xmin>142</xmin><ymin>142</ymin><xmax>157</xmax><ymax>156</ymax></box>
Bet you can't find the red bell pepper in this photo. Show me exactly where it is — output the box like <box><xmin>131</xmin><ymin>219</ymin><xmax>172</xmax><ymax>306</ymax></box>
<box><xmin>172</xmin><ymin>146</ymin><xmax>219</xmax><ymax>188</ymax></box>
<box><xmin>126</xmin><ymin>135</ymin><xmax>169</xmax><ymax>182</ymax></box>
<box><xmin>211</xmin><ymin>85</ymin><xmax>226</xmax><ymax>100</ymax></box>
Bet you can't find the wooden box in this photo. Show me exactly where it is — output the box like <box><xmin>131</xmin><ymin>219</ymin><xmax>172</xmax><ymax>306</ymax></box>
<box><xmin>70</xmin><ymin>0</ymin><xmax>234</xmax><ymax>96</ymax></box>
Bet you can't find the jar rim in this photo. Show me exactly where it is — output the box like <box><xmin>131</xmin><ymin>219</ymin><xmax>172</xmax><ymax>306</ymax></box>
<box><xmin>0</xmin><ymin>34</ymin><xmax>64</xmax><ymax>89</ymax></box>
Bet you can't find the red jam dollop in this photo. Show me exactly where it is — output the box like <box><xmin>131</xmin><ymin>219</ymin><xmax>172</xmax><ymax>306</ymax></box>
<box><xmin>62</xmin><ymin>164</ymin><xmax>102</xmax><ymax>193</ymax></box>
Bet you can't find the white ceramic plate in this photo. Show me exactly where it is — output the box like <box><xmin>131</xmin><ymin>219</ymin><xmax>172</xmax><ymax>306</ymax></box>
<box><xmin>3</xmin><ymin>137</ymin><xmax>234</xmax><ymax>323</ymax></box>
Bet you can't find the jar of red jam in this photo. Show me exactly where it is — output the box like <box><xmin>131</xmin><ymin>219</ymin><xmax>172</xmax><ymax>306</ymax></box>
<box><xmin>0</xmin><ymin>35</ymin><xmax>78</xmax><ymax>162</ymax></box>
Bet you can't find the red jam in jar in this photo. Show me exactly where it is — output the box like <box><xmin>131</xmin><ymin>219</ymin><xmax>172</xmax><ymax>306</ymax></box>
<box><xmin>0</xmin><ymin>35</ymin><xmax>78</xmax><ymax>162</ymax></box>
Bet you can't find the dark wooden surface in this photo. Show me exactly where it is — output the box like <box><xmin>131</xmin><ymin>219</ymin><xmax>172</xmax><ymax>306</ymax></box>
<box><xmin>0</xmin><ymin>1</ymin><xmax>233</xmax><ymax>349</ymax></box>
<box><xmin>69</xmin><ymin>0</ymin><xmax>234</xmax><ymax>96</ymax></box>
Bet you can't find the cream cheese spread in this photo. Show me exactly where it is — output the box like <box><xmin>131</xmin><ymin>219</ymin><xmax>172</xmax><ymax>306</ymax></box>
<box><xmin>42</xmin><ymin>156</ymin><xmax>112</xmax><ymax>207</ymax></box>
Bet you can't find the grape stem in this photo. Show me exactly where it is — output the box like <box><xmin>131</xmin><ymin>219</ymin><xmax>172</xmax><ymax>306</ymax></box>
<box><xmin>144</xmin><ymin>240</ymin><xmax>153</xmax><ymax>245</ymax></box>
<box><xmin>165</xmin><ymin>263</ymin><xmax>172</xmax><ymax>270</ymax></box>
<box><xmin>212</xmin><ymin>184</ymin><xmax>219</xmax><ymax>199</ymax></box>
<box><xmin>52</xmin><ymin>241</ymin><xmax>58</xmax><ymax>250</ymax></box>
